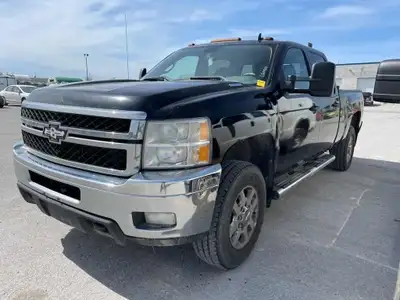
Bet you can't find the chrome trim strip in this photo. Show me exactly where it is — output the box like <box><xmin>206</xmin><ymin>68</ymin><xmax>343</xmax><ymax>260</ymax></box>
<box><xmin>21</xmin><ymin>124</ymin><xmax>135</xmax><ymax>149</ymax></box>
<box><xmin>130</xmin><ymin>120</ymin><xmax>146</xmax><ymax>140</ymax></box>
<box><xmin>22</xmin><ymin>101</ymin><xmax>147</xmax><ymax>120</ymax></box>
<box><xmin>65</xmin><ymin>135</ymin><xmax>134</xmax><ymax>149</ymax></box>
<box><xmin>21</xmin><ymin>117</ymin><xmax>144</xmax><ymax>140</ymax></box>
<box><xmin>21</xmin><ymin>124</ymin><xmax>45</xmax><ymax>136</ymax></box>
<box><xmin>21</xmin><ymin>118</ymin><xmax>46</xmax><ymax>129</ymax></box>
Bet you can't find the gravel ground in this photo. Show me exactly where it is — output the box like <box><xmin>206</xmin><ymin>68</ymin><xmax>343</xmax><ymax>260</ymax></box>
<box><xmin>0</xmin><ymin>103</ymin><xmax>399</xmax><ymax>300</ymax></box>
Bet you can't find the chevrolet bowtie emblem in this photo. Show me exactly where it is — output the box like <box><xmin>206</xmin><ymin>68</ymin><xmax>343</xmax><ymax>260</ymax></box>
<box><xmin>43</xmin><ymin>121</ymin><xmax>68</xmax><ymax>144</ymax></box>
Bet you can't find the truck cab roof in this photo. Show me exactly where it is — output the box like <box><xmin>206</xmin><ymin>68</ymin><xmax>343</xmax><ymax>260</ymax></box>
<box><xmin>187</xmin><ymin>39</ymin><xmax>327</xmax><ymax>61</ymax></box>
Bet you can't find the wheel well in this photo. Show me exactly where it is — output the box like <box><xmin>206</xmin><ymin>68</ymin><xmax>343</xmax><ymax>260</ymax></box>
<box><xmin>296</xmin><ymin>119</ymin><xmax>310</xmax><ymax>131</ymax></box>
<box><xmin>222</xmin><ymin>135</ymin><xmax>274</xmax><ymax>178</ymax></box>
<box><xmin>351</xmin><ymin>111</ymin><xmax>361</xmax><ymax>133</ymax></box>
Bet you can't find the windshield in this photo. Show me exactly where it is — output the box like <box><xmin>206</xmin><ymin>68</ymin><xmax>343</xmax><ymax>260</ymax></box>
<box><xmin>143</xmin><ymin>44</ymin><xmax>273</xmax><ymax>85</ymax></box>
<box><xmin>20</xmin><ymin>86</ymin><xmax>36</xmax><ymax>93</ymax></box>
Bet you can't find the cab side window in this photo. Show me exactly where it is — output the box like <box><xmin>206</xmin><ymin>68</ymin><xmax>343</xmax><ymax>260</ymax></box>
<box><xmin>282</xmin><ymin>48</ymin><xmax>310</xmax><ymax>90</ymax></box>
<box><xmin>307</xmin><ymin>52</ymin><xmax>326</xmax><ymax>70</ymax></box>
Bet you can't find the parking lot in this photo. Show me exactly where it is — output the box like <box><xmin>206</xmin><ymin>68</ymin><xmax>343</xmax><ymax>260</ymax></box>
<box><xmin>1</xmin><ymin>103</ymin><xmax>399</xmax><ymax>300</ymax></box>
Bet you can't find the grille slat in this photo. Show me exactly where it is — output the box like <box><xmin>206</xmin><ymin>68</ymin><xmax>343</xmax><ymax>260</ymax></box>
<box><xmin>22</xmin><ymin>131</ymin><xmax>127</xmax><ymax>170</ymax></box>
<box><xmin>21</xmin><ymin>108</ymin><xmax>131</xmax><ymax>133</ymax></box>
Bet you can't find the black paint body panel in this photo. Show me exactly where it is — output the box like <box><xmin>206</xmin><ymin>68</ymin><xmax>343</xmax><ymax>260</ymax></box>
<box><xmin>25</xmin><ymin>40</ymin><xmax>364</xmax><ymax>181</ymax></box>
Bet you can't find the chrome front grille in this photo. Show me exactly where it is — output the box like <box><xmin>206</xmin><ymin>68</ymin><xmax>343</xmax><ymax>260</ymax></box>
<box><xmin>20</xmin><ymin>102</ymin><xmax>146</xmax><ymax>177</ymax></box>
<box><xmin>22</xmin><ymin>131</ymin><xmax>127</xmax><ymax>170</ymax></box>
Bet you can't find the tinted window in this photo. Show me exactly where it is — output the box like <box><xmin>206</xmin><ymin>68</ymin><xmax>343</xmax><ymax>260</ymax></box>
<box><xmin>5</xmin><ymin>86</ymin><xmax>13</xmax><ymax>91</ymax></box>
<box><xmin>20</xmin><ymin>86</ymin><xmax>36</xmax><ymax>93</ymax></box>
<box><xmin>283</xmin><ymin>48</ymin><xmax>309</xmax><ymax>89</ymax></box>
<box><xmin>144</xmin><ymin>44</ymin><xmax>273</xmax><ymax>85</ymax></box>
<box><xmin>308</xmin><ymin>52</ymin><xmax>326</xmax><ymax>68</ymax></box>
<box><xmin>11</xmin><ymin>86</ymin><xmax>20</xmax><ymax>93</ymax></box>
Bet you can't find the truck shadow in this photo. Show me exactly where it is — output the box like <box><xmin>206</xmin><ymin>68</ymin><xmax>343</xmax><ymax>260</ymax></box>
<box><xmin>60</xmin><ymin>157</ymin><xmax>400</xmax><ymax>300</ymax></box>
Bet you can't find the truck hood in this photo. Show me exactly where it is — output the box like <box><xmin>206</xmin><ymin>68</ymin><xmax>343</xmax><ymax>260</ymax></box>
<box><xmin>26</xmin><ymin>80</ymin><xmax>246</xmax><ymax>114</ymax></box>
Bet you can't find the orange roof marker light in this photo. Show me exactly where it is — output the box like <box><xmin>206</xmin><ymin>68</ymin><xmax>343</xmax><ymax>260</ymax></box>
<box><xmin>210</xmin><ymin>37</ymin><xmax>242</xmax><ymax>43</ymax></box>
<box><xmin>257</xmin><ymin>33</ymin><xmax>274</xmax><ymax>42</ymax></box>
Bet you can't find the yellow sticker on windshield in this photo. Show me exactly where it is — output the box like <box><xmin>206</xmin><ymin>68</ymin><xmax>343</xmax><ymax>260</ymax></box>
<box><xmin>256</xmin><ymin>80</ymin><xmax>266</xmax><ymax>87</ymax></box>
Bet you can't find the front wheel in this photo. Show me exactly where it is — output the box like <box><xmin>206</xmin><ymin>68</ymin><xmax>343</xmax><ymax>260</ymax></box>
<box><xmin>193</xmin><ymin>160</ymin><xmax>266</xmax><ymax>270</ymax></box>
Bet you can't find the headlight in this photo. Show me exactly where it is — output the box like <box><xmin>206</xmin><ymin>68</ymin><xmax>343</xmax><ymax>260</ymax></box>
<box><xmin>142</xmin><ymin>118</ymin><xmax>212</xmax><ymax>169</ymax></box>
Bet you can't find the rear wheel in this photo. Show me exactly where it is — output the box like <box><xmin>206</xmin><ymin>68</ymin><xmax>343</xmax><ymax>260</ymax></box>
<box><xmin>329</xmin><ymin>125</ymin><xmax>356</xmax><ymax>171</ymax></box>
<box><xmin>193</xmin><ymin>160</ymin><xmax>266</xmax><ymax>270</ymax></box>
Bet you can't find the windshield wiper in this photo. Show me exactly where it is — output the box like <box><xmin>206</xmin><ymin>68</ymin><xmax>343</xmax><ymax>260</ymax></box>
<box><xmin>189</xmin><ymin>76</ymin><xmax>227</xmax><ymax>81</ymax></box>
<box><xmin>141</xmin><ymin>76</ymin><xmax>171</xmax><ymax>81</ymax></box>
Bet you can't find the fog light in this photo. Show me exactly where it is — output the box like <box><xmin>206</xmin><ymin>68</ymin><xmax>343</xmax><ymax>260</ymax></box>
<box><xmin>144</xmin><ymin>212</ymin><xmax>176</xmax><ymax>226</ymax></box>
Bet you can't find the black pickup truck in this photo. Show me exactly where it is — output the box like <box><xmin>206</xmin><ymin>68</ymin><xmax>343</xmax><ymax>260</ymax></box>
<box><xmin>13</xmin><ymin>35</ymin><xmax>364</xmax><ymax>270</ymax></box>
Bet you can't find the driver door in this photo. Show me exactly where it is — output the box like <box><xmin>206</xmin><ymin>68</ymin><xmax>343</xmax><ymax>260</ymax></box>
<box><xmin>276</xmin><ymin>47</ymin><xmax>322</xmax><ymax>174</ymax></box>
<box><xmin>11</xmin><ymin>86</ymin><xmax>22</xmax><ymax>103</ymax></box>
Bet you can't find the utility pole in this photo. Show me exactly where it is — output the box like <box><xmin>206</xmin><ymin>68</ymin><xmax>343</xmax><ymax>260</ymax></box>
<box><xmin>84</xmin><ymin>53</ymin><xmax>89</xmax><ymax>81</ymax></box>
<box><xmin>125</xmin><ymin>14</ymin><xmax>130</xmax><ymax>79</ymax></box>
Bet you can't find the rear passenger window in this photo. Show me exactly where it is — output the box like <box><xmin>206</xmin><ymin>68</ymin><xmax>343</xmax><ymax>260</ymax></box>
<box><xmin>283</xmin><ymin>48</ymin><xmax>309</xmax><ymax>90</ymax></box>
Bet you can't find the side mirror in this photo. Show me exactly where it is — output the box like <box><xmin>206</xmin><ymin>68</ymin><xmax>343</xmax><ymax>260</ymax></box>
<box><xmin>281</xmin><ymin>75</ymin><xmax>296</xmax><ymax>92</ymax></box>
<box><xmin>309</xmin><ymin>62</ymin><xmax>335</xmax><ymax>97</ymax></box>
<box><xmin>138</xmin><ymin>68</ymin><xmax>147</xmax><ymax>79</ymax></box>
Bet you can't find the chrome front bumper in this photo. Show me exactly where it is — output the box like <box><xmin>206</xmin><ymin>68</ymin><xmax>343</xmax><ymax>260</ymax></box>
<box><xmin>13</xmin><ymin>142</ymin><xmax>221</xmax><ymax>245</ymax></box>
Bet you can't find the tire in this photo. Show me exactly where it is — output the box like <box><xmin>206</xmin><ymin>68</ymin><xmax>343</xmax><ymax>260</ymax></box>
<box><xmin>329</xmin><ymin>125</ymin><xmax>356</xmax><ymax>171</ymax></box>
<box><xmin>193</xmin><ymin>160</ymin><xmax>266</xmax><ymax>270</ymax></box>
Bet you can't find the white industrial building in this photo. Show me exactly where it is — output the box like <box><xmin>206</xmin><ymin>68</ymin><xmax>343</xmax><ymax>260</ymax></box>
<box><xmin>335</xmin><ymin>62</ymin><xmax>379</xmax><ymax>92</ymax></box>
